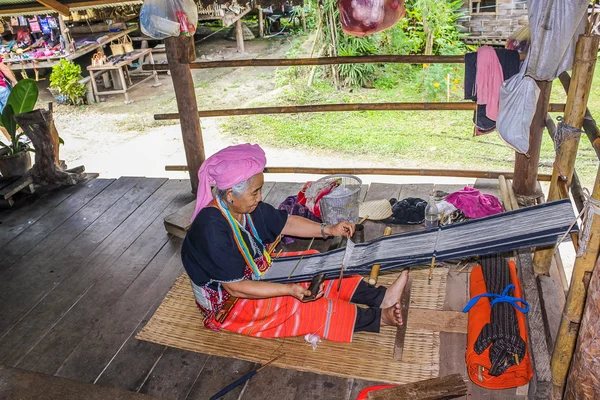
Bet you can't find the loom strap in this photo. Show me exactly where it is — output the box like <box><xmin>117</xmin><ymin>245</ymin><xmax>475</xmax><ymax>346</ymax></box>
<box><xmin>577</xmin><ymin>189</ymin><xmax>600</xmax><ymax>257</ymax></box>
<box><xmin>462</xmin><ymin>284</ymin><xmax>530</xmax><ymax>314</ymax></box>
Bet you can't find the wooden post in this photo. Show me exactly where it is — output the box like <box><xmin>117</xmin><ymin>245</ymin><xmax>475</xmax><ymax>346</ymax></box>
<box><xmin>235</xmin><ymin>19</ymin><xmax>244</xmax><ymax>53</ymax></box>
<box><xmin>164</xmin><ymin>36</ymin><xmax>204</xmax><ymax>193</ymax></box>
<box><xmin>552</xmin><ymin>166</ymin><xmax>600</xmax><ymax>399</ymax></box>
<box><xmin>258</xmin><ymin>8</ymin><xmax>264</xmax><ymax>37</ymax></box>
<box><xmin>301</xmin><ymin>9</ymin><xmax>307</xmax><ymax>32</ymax></box>
<box><xmin>564</xmin><ymin>257</ymin><xmax>600</xmax><ymax>399</ymax></box>
<box><xmin>57</xmin><ymin>15</ymin><xmax>72</xmax><ymax>55</ymax></box>
<box><xmin>533</xmin><ymin>34</ymin><xmax>599</xmax><ymax>275</ymax></box>
<box><xmin>513</xmin><ymin>80</ymin><xmax>552</xmax><ymax>197</ymax></box>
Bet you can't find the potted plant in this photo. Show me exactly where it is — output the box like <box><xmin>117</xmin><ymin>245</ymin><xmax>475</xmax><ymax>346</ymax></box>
<box><xmin>49</xmin><ymin>59</ymin><xmax>86</xmax><ymax>105</ymax></box>
<box><xmin>0</xmin><ymin>79</ymin><xmax>39</xmax><ymax>177</ymax></box>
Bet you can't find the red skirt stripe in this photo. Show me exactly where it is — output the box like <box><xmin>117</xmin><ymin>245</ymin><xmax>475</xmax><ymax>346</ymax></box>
<box><xmin>217</xmin><ymin>276</ymin><xmax>363</xmax><ymax>342</ymax></box>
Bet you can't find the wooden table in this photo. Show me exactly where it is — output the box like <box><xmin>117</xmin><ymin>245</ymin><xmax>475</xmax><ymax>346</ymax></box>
<box><xmin>87</xmin><ymin>48</ymin><xmax>161</xmax><ymax>104</ymax></box>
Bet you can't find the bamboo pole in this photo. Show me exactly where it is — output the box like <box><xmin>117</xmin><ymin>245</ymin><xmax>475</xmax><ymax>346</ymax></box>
<box><xmin>558</xmin><ymin>71</ymin><xmax>600</xmax><ymax>161</ymax></box>
<box><xmin>552</xmin><ymin>166</ymin><xmax>600</xmax><ymax>399</ymax></box>
<box><xmin>533</xmin><ymin>34</ymin><xmax>599</xmax><ymax>275</ymax></box>
<box><xmin>164</xmin><ymin>36</ymin><xmax>204</xmax><ymax>193</ymax></box>
<box><xmin>564</xmin><ymin>257</ymin><xmax>600</xmax><ymax>399</ymax></box>
<box><xmin>498</xmin><ymin>175</ymin><xmax>512</xmax><ymax>210</ymax></box>
<box><xmin>153</xmin><ymin>102</ymin><xmax>565</xmax><ymax>120</ymax></box>
<box><xmin>164</xmin><ymin>165</ymin><xmax>554</xmax><ymax>181</ymax></box>
<box><xmin>513</xmin><ymin>80</ymin><xmax>552</xmax><ymax>196</ymax></box>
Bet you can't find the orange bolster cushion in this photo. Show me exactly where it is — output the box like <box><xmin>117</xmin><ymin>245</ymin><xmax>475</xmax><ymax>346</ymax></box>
<box><xmin>466</xmin><ymin>260</ymin><xmax>533</xmax><ymax>389</ymax></box>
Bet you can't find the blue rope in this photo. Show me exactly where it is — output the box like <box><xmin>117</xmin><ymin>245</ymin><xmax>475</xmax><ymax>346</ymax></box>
<box><xmin>462</xmin><ymin>284</ymin><xmax>530</xmax><ymax>314</ymax></box>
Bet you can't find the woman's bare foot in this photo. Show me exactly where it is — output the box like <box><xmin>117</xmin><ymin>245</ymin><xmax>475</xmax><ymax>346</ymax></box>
<box><xmin>381</xmin><ymin>302</ymin><xmax>403</xmax><ymax>326</ymax></box>
<box><xmin>381</xmin><ymin>270</ymin><xmax>408</xmax><ymax>309</ymax></box>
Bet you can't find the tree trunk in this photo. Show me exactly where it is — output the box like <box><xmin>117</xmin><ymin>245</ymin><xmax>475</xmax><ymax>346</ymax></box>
<box><xmin>14</xmin><ymin>108</ymin><xmax>85</xmax><ymax>186</ymax></box>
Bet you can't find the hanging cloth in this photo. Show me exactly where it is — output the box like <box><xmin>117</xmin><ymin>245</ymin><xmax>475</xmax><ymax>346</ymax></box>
<box><xmin>497</xmin><ymin>0</ymin><xmax>589</xmax><ymax>154</ymax></box>
<box><xmin>475</xmin><ymin>47</ymin><xmax>504</xmax><ymax>121</ymax></box>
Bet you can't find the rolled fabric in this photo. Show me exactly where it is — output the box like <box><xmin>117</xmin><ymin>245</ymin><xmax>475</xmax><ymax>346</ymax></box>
<box><xmin>191</xmin><ymin>143</ymin><xmax>266</xmax><ymax>221</ymax></box>
<box><xmin>466</xmin><ymin>260</ymin><xmax>533</xmax><ymax>389</ymax></box>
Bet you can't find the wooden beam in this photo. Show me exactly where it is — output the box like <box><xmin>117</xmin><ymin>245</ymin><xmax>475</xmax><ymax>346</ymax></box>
<box><xmin>515</xmin><ymin>249</ymin><xmax>553</xmax><ymax>399</ymax></box>
<box><xmin>407</xmin><ymin>309</ymin><xmax>467</xmax><ymax>334</ymax></box>
<box><xmin>142</xmin><ymin>53</ymin><xmax>527</xmax><ymax>71</ymax></box>
<box><xmin>153</xmin><ymin>102</ymin><xmax>566</xmax><ymax>120</ymax></box>
<box><xmin>533</xmin><ymin>34</ymin><xmax>599</xmax><ymax>276</ymax></box>
<box><xmin>551</xmin><ymin>166</ymin><xmax>600</xmax><ymax>399</ymax></box>
<box><xmin>513</xmin><ymin>80</ymin><xmax>552</xmax><ymax>196</ymax></box>
<box><xmin>0</xmin><ymin>0</ymin><xmax>134</xmax><ymax>15</ymax></box>
<box><xmin>165</xmin><ymin>165</ymin><xmax>554</xmax><ymax>181</ymax></box>
<box><xmin>35</xmin><ymin>0</ymin><xmax>69</xmax><ymax>16</ymax></box>
<box><xmin>366</xmin><ymin>373</ymin><xmax>468</xmax><ymax>400</ymax></box>
<box><xmin>164</xmin><ymin>36</ymin><xmax>204</xmax><ymax>193</ymax></box>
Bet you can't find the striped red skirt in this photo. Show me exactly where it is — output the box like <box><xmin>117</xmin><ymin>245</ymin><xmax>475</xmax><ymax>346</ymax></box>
<box><xmin>215</xmin><ymin>276</ymin><xmax>362</xmax><ymax>342</ymax></box>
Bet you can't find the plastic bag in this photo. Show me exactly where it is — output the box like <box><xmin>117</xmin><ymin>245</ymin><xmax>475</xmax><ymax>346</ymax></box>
<box><xmin>140</xmin><ymin>0</ymin><xmax>198</xmax><ymax>40</ymax></box>
<box><xmin>496</xmin><ymin>72</ymin><xmax>540</xmax><ymax>154</ymax></box>
<box><xmin>338</xmin><ymin>0</ymin><xmax>406</xmax><ymax>37</ymax></box>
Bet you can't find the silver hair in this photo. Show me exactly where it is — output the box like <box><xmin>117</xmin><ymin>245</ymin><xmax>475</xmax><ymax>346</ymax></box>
<box><xmin>214</xmin><ymin>179</ymin><xmax>250</xmax><ymax>202</ymax></box>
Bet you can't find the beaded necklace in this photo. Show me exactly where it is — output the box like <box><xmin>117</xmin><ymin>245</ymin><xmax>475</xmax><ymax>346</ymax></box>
<box><xmin>215</xmin><ymin>196</ymin><xmax>272</xmax><ymax>279</ymax></box>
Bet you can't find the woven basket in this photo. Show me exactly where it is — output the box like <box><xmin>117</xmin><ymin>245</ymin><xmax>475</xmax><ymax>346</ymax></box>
<box><xmin>110</xmin><ymin>38</ymin><xmax>124</xmax><ymax>56</ymax></box>
<box><xmin>122</xmin><ymin>35</ymin><xmax>134</xmax><ymax>53</ymax></box>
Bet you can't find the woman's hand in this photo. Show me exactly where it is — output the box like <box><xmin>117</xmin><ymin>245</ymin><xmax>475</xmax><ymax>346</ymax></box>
<box><xmin>288</xmin><ymin>283</ymin><xmax>324</xmax><ymax>301</ymax></box>
<box><xmin>326</xmin><ymin>221</ymin><xmax>355</xmax><ymax>238</ymax></box>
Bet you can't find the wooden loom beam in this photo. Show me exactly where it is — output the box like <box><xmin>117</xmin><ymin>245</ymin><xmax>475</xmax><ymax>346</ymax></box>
<box><xmin>540</xmin><ymin>34</ymin><xmax>600</xmax><ymax>399</ymax></box>
<box><xmin>513</xmin><ymin>80</ymin><xmax>552</xmax><ymax>197</ymax></box>
<box><xmin>164</xmin><ymin>36</ymin><xmax>205</xmax><ymax>193</ymax></box>
<box><xmin>153</xmin><ymin>102</ymin><xmax>565</xmax><ymax>120</ymax></box>
<box><xmin>533</xmin><ymin>34</ymin><xmax>599</xmax><ymax>276</ymax></box>
<box><xmin>165</xmin><ymin>165</ymin><xmax>554</xmax><ymax>181</ymax></box>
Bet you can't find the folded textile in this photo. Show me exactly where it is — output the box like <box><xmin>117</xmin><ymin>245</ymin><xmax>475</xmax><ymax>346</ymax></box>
<box><xmin>383</xmin><ymin>197</ymin><xmax>426</xmax><ymax>225</ymax></box>
<box><xmin>445</xmin><ymin>187</ymin><xmax>503</xmax><ymax>219</ymax></box>
<box><xmin>465</xmin><ymin>258</ymin><xmax>533</xmax><ymax>389</ymax></box>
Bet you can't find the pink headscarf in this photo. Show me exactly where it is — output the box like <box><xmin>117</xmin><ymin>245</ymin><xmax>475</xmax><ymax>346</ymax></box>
<box><xmin>191</xmin><ymin>143</ymin><xmax>266</xmax><ymax>221</ymax></box>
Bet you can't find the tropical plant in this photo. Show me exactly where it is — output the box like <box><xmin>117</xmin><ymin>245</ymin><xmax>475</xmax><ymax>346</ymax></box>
<box><xmin>0</xmin><ymin>79</ymin><xmax>39</xmax><ymax>155</ymax></box>
<box><xmin>49</xmin><ymin>59</ymin><xmax>86</xmax><ymax>105</ymax></box>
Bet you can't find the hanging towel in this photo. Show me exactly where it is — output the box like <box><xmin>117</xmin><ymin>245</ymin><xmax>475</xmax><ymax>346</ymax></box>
<box><xmin>465</xmin><ymin>258</ymin><xmax>533</xmax><ymax>389</ymax></box>
<box><xmin>475</xmin><ymin>47</ymin><xmax>504</xmax><ymax>121</ymax></box>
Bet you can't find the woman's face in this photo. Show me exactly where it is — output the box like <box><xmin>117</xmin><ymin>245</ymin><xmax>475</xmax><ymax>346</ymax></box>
<box><xmin>227</xmin><ymin>173</ymin><xmax>264</xmax><ymax>214</ymax></box>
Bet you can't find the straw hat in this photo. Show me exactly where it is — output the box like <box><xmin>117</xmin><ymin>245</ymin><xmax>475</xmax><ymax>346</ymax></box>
<box><xmin>358</xmin><ymin>199</ymin><xmax>393</xmax><ymax>221</ymax></box>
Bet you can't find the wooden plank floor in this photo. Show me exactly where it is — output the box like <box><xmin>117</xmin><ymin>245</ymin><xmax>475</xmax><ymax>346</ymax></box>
<box><xmin>0</xmin><ymin>177</ymin><xmax>523</xmax><ymax>400</ymax></box>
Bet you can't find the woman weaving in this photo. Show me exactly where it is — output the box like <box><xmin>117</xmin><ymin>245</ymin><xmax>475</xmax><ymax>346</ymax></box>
<box><xmin>182</xmin><ymin>144</ymin><xmax>408</xmax><ymax>342</ymax></box>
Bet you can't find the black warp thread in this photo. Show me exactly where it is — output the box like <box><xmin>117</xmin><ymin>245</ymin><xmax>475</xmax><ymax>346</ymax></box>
<box><xmin>474</xmin><ymin>254</ymin><xmax>526</xmax><ymax>376</ymax></box>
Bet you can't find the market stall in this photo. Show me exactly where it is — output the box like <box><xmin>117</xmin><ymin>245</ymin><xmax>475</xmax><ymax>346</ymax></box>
<box><xmin>0</xmin><ymin>0</ymin><xmax>142</xmax><ymax>70</ymax></box>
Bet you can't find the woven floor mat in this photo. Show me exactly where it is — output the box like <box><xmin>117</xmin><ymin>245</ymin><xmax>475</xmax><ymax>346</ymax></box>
<box><xmin>136</xmin><ymin>268</ymin><xmax>447</xmax><ymax>384</ymax></box>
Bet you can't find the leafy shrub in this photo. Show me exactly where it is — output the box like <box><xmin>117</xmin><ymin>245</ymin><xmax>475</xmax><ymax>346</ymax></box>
<box><xmin>49</xmin><ymin>59</ymin><xmax>87</xmax><ymax>105</ymax></box>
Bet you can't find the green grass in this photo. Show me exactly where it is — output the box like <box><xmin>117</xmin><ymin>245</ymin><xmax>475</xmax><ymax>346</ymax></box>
<box><xmin>221</xmin><ymin>63</ymin><xmax>600</xmax><ymax>189</ymax></box>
